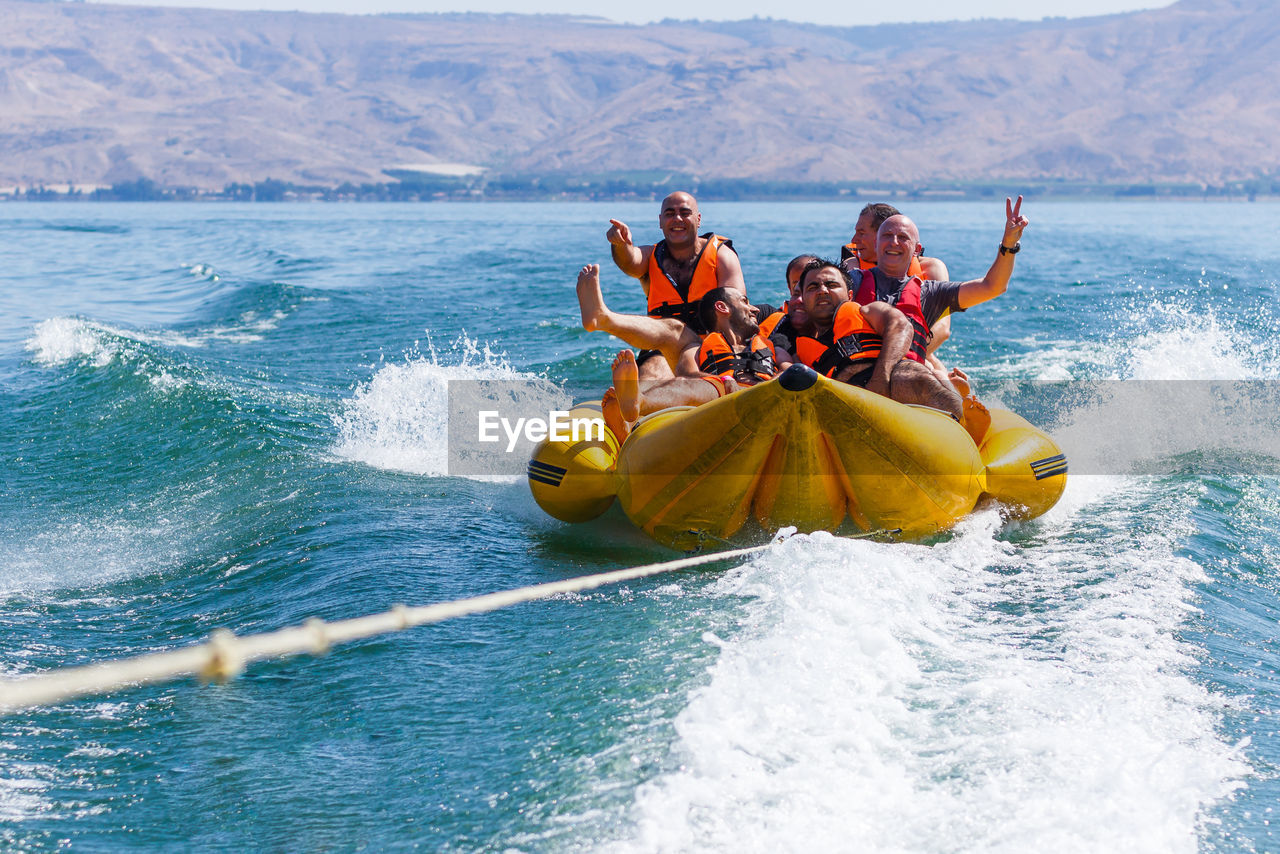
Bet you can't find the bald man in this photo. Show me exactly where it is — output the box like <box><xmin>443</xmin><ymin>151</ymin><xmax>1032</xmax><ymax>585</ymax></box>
<box><xmin>597</xmin><ymin>191</ymin><xmax>745</xmax><ymax>382</ymax></box>
<box><xmin>841</xmin><ymin>202</ymin><xmax>948</xmax><ymax>281</ymax></box>
<box><xmin>842</xmin><ymin>201</ymin><xmax>953</xmax><ymax>368</ymax></box>
<box><xmin>852</xmin><ymin>197</ymin><xmax>1030</xmax><ymax>366</ymax></box>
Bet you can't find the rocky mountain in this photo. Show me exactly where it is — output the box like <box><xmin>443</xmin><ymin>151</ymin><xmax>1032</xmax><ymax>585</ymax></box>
<box><xmin>0</xmin><ymin>0</ymin><xmax>1276</xmax><ymax>189</ymax></box>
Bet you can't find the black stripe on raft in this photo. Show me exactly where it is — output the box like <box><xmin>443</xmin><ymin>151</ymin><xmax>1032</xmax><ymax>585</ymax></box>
<box><xmin>1033</xmin><ymin>465</ymin><xmax>1069</xmax><ymax>481</ymax></box>
<box><xmin>1029</xmin><ymin>454</ymin><xmax>1066</xmax><ymax>472</ymax></box>
<box><xmin>528</xmin><ymin>461</ymin><xmax>568</xmax><ymax>477</ymax></box>
<box><xmin>527</xmin><ymin>471</ymin><xmax>564</xmax><ymax>487</ymax></box>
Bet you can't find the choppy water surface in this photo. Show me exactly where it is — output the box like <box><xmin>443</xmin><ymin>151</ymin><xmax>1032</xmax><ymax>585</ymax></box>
<box><xmin>1</xmin><ymin>201</ymin><xmax>1277</xmax><ymax>851</ymax></box>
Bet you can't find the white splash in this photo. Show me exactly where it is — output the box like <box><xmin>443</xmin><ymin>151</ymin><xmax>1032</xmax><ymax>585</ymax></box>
<box><xmin>24</xmin><ymin>308</ymin><xmax>292</xmax><ymax>368</ymax></box>
<box><xmin>25</xmin><ymin>317</ymin><xmax>120</xmax><ymax>367</ymax></box>
<box><xmin>149</xmin><ymin>370</ymin><xmax>190</xmax><ymax>392</ymax></box>
<box><xmin>332</xmin><ymin>334</ymin><xmax>557</xmax><ymax>479</ymax></box>
<box><xmin>615</xmin><ymin>502</ymin><xmax>1246</xmax><ymax>853</ymax></box>
<box><xmin>0</xmin><ymin>518</ymin><xmax>191</xmax><ymax>597</ymax></box>
<box><xmin>1045</xmin><ymin>300</ymin><xmax>1280</xmax><ymax>474</ymax></box>
<box><xmin>1118</xmin><ymin>302</ymin><xmax>1280</xmax><ymax>382</ymax></box>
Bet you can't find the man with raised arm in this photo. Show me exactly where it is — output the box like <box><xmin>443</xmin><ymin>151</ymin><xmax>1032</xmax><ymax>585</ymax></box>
<box><xmin>599</xmin><ymin>191</ymin><xmax>745</xmax><ymax>382</ymax></box>
<box><xmin>792</xmin><ymin>259</ymin><xmax>962</xmax><ymax>418</ymax></box>
<box><xmin>844</xmin><ymin>197</ymin><xmax>1029</xmax><ymax>441</ymax></box>
<box><xmin>854</xmin><ymin>197</ymin><xmax>1029</xmax><ymax>344</ymax></box>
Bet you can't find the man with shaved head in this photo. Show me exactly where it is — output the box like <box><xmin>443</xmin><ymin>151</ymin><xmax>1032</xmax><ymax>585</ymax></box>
<box><xmin>853</xmin><ymin>197</ymin><xmax>1030</xmax><ymax>369</ymax></box>
<box><xmin>592</xmin><ymin>191</ymin><xmax>746</xmax><ymax>382</ymax></box>
<box><xmin>842</xmin><ymin>202</ymin><xmax>948</xmax><ymax>282</ymax></box>
<box><xmin>843</xmin><ymin>201</ymin><xmax>952</xmax><ymax>367</ymax></box>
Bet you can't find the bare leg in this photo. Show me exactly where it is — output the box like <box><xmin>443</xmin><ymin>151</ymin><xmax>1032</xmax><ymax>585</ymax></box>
<box><xmin>637</xmin><ymin>353</ymin><xmax>674</xmax><ymax>384</ymax></box>
<box><xmin>577</xmin><ymin>264</ymin><xmax>610</xmax><ymax>332</ymax></box>
<box><xmin>576</xmin><ymin>264</ymin><xmax>689</xmax><ymax>364</ymax></box>
<box><xmin>888</xmin><ymin>360</ymin><xmax>963</xmax><ymax>421</ymax></box>
<box><xmin>601</xmin><ymin>387</ymin><xmax>630</xmax><ymax>443</ymax></box>
<box><xmin>635</xmin><ymin>377</ymin><xmax>724</xmax><ymax>415</ymax></box>
<box><xmin>612</xmin><ymin>350</ymin><xmax>640</xmax><ymax>421</ymax></box>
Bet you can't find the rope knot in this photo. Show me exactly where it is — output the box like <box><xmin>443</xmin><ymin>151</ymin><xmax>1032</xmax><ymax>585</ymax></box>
<box><xmin>391</xmin><ymin>604</ymin><xmax>410</xmax><ymax>629</ymax></box>
<box><xmin>304</xmin><ymin>617</ymin><xmax>330</xmax><ymax>656</ymax></box>
<box><xmin>200</xmin><ymin>628</ymin><xmax>245</xmax><ymax>684</ymax></box>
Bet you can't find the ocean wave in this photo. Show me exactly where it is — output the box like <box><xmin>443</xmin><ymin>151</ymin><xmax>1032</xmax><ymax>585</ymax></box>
<box><xmin>23</xmin><ymin>308</ymin><xmax>293</xmax><ymax>372</ymax></box>
<box><xmin>24</xmin><ymin>317</ymin><xmax>123</xmax><ymax>368</ymax></box>
<box><xmin>0</xmin><ymin>517</ymin><xmax>192</xmax><ymax>600</ymax></box>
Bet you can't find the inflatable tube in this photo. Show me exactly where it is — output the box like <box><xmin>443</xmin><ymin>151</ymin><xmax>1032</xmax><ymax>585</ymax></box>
<box><xmin>528</xmin><ymin>365</ymin><xmax>1066</xmax><ymax>549</ymax></box>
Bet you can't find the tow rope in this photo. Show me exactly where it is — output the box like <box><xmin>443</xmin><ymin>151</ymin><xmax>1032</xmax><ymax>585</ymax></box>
<box><xmin>0</xmin><ymin>530</ymin><xmax>895</xmax><ymax>714</ymax></box>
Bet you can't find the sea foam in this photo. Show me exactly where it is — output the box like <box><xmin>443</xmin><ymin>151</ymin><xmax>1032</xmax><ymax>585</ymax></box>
<box><xmin>613</xmin><ymin>504</ymin><xmax>1246</xmax><ymax>853</ymax></box>
<box><xmin>25</xmin><ymin>317</ymin><xmax>120</xmax><ymax>368</ymax></box>
<box><xmin>1045</xmin><ymin>299</ymin><xmax>1280</xmax><ymax>475</ymax></box>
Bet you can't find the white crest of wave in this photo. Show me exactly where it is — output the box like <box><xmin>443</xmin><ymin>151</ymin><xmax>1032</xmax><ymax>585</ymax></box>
<box><xmin>25</xmin><ymin>309</ymin><xmax>292</xmax><ymax>370</ymax></box>
<box><xmin>183</xmin><ymin>262</ymin><xmax>220</xmax><ymax>282</ymax></box>
<box><xmin>24</xmin><ymin>317</ymin><xmax>120</xmax><ymax>367</ymax></box>
<box><xmin>175</xmin><ymin>309</ymin><xmax>289</xmax><ymax>346</ymax></box>
<box><xmin>332</xmin><ymin>335</ymin><xmax>552</xmax><ymax>478</ymax></box>
<box><xmin>617</xmin><ymin>513</ymin><xmax>1245</xmax><ymax>853</ymax></box>
<box><xmin>0</xmin><ymin>771</ymin><xmax>54</xmax><ymax>823</ymax></box>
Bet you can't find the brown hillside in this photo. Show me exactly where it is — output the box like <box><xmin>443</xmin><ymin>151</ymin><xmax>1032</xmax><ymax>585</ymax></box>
<box><xmin>0</xmin><ymin>0</ymin><xmax>1275</xmax><ymax>188</ymax></box>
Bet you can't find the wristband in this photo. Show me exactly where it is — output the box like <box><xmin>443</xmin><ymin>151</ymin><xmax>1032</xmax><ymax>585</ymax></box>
<box><xmin>999</xmin><ymin>241</ymin><xmax>1021</xmax><ymax>256</ymax></box>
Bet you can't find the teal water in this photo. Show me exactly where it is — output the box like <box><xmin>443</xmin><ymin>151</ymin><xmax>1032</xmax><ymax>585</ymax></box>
<box><xmin>1</xmin><ymin>201</ymin><xmax>1278</xmax><ymax>851</ymax></box>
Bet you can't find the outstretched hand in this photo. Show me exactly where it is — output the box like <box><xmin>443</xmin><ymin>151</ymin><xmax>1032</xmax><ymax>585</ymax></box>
<box><xmin>606</xmin><ymin>219</ymin><xmax>633</xmax><ymax>247</ymax></box>
<box><xmin>1003</xmin><ymin>195</ymin><xmax>1029</xmax><ymax>245</ymax></box>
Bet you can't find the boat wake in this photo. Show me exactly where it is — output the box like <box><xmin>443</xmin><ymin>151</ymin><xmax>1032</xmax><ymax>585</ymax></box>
<box><xmin>609</xmin><ymin>494</ymin><xmax>1246</xmax><ymax>852</ymax></box>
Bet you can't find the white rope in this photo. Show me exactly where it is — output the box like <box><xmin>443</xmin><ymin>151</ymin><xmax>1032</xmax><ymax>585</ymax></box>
<box><xmin>0</xmin><ymin>542</ymin><xmax>776</xmax><ymax>714</ymax></box>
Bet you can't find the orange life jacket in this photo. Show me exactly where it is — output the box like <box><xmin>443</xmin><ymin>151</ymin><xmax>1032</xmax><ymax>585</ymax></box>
<box><xmin>792</xmin><ymin>301</ymin><xmax>883</xmax><ymax>378</ymax></box>
<box><xmin>854</xmin><ymin>269</ymin><xmax>929</xmax><ymax>363</ymax></box>
<box><xmin>758</xmin><ymin>310</ymin><xmax>785</xmax><ymax>340</ymax></box>
<box><xmin>646</xmin><ymin>233</ymin><xmax>734</xmax><ymax>332</ymax></box>
<box><xmin>842</xmin><ymin>244</ymin><xmax>923</xmax><ymax>278</ymax></box>
<box><xmin>697</xmin><ymin>332</ymin><xmax>777</xmax><ymax>385</ymax></box>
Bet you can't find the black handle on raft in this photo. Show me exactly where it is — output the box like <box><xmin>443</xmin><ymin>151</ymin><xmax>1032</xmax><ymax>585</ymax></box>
<box><xmin>777</xmin><ymin>363</ymin><xmax>818</xmax><ymax>392</ymax></box>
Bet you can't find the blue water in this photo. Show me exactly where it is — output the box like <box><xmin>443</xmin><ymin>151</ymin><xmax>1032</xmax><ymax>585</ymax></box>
<box><xmin>1</xmin><ymin>200</ymin><xmax>1278</xmax><ymax>851</ymax></box>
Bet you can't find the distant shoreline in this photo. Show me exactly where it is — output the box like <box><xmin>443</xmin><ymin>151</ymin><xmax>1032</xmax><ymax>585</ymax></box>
<box><xmin>2</xmin><ymin>176</ymin><xmax>1276</xmax><ymax>204</ymax></box>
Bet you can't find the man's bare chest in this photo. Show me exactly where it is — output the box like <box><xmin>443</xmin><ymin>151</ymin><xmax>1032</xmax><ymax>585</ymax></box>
<box><xmin>658</xmin><ymin>252</ymin><xmax>698</xmax><ymax>287</ymax></box>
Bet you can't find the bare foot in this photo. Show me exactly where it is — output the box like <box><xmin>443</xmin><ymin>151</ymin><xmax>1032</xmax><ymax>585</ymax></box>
<box><xmin>576</xmin><ymin>264</ymin><xmax>612</xmax><ymax>333</ymax></box>
<box><xmin>949</xmin><ymin>369</ymin><xmax>990</xmax><ymax>443</ymax></box>
<box><xmin>962</xmin><ymin>395</ymin><xmax>992</xmax><ymax>445</ymax></box>
<box><xmin>612</xmin><ymin>350</ymin><xmax>641</xmax><ymax>421</ymax></box>
<box><xmin>601</xmin><ymin>387</ymin><xmax>631</xmax><ymax>443</ymax></box>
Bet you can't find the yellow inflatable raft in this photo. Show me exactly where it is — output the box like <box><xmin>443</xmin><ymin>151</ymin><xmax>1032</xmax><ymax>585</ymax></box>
<box><xmin>527</xmin><ymin>364</ymin><xmax>1066</xmax><ymax>550</ymax></box>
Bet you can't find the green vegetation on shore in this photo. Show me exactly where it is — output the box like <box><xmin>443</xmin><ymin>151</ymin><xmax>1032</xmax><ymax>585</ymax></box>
<box><xmin>6</xmin><ymin>172</ymin><xmax>1280</xmax><ymax>203</ymax></box>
